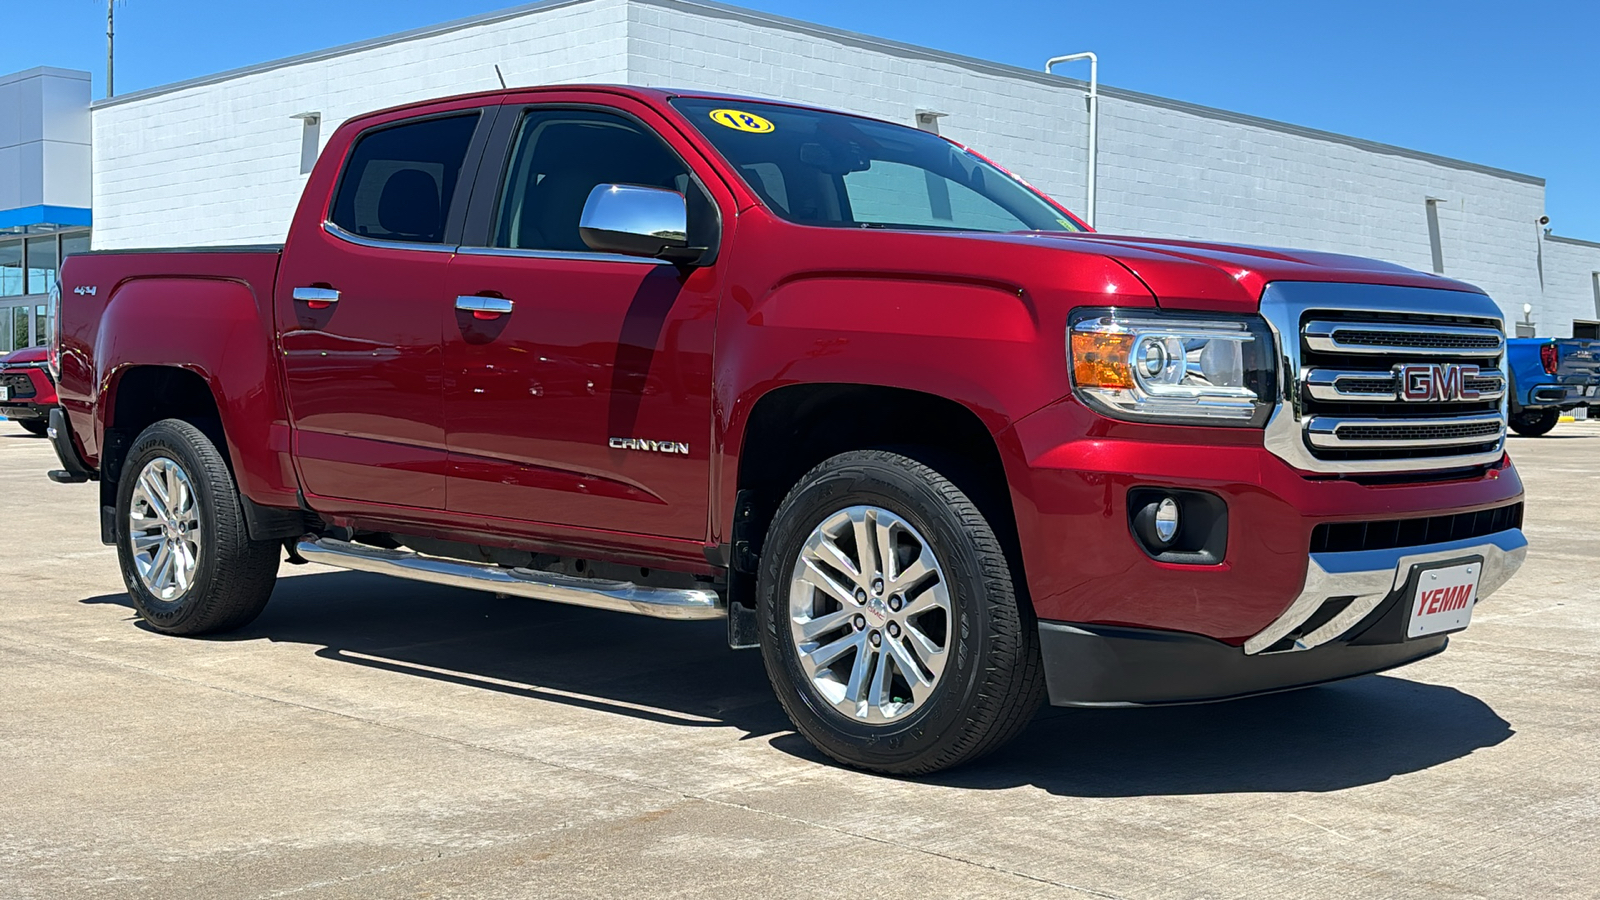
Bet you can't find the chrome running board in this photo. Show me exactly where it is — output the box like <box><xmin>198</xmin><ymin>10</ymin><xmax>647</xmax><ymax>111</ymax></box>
<box><xmin>296</xmin><ymin>538</ymin><xmax>723</xmax><ymax>621</ymax></box>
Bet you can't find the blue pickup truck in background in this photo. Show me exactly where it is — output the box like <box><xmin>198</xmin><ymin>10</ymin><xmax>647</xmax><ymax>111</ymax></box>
<box><xmin>1506</xmin><ymin>337</ymin><xmax>1600</xmax><ymax>436</ymax></box>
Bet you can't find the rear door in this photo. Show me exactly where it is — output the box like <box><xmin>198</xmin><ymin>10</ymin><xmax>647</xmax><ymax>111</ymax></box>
<box><xmin>440</xmin><ymin>98</ymin><xmax>724</xmax><ymax>539</ymax></box>
<box><xmin>276</xmin><ymin>108</ymin><xmax>493</xmax><ymax>510</ymax></box>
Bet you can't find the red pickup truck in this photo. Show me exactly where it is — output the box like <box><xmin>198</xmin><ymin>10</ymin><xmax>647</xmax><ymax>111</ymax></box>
<box><xmin>49</xmin><ymin>86</ymin><xmax>1528</xmax><ymax>774</ymax></box>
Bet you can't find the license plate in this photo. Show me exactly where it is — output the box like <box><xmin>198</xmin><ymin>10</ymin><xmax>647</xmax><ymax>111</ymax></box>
<box><xmin>1408</xmin><ymin>561</ymin><xmax>1482</xmax><ymax>638</ymax></box>
<box><xmin>0</xmin><ymin>386</ymin><xmax>8</xmax><ymax>401</ymax></box>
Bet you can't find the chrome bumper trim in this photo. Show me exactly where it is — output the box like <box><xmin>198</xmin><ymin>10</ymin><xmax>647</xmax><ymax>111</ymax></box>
<box><xmin>1243</xmin><ymin>528</ymin><xmax>1527</xmax><ymax>655</ymax></box>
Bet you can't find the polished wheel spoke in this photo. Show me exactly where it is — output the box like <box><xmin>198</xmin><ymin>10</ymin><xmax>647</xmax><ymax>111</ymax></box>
<box><xmin>796</xmin><ymin>607</ymin><xmax>855</xmax><ymax>642</ymax></box>
<box><xmin>801</xmin><ymin>631</ymin><xmax>860</xmax><ymax>677</ymax></box>
<box><xmin>798</xmin><ymin>559</ymin><xmax>857</xmax><ymax>608</ymax></box>
<box><xmin>788</xmin><ymin>504</ymin><xmax>951</xmax><ymax>724</ymax></box>
<box><xmin>127</xmin><ymin>456</ymin><xmax>203</xmax><ymax>602</ymax></box>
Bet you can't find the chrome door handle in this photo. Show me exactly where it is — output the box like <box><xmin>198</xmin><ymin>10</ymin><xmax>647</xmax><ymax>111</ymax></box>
<box><xmin>292</xmin><ymin>287</ymin><xmax>340</xmax><ymax>307</ymax></box>
<box><xmin>456</xmin><ymin>296</ymin><xmax>514</xmax><ymax>319</ymax></box>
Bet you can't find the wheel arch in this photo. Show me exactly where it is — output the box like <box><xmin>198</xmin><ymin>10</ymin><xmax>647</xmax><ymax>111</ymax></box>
<box><xmin>730</xmin><ymin>382</ymin><xmax>1029</xmax><ymax>609</ymax></box>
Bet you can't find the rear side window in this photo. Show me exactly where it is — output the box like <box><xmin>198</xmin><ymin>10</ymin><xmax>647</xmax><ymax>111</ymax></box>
<box><xmin>330</xmin><ymin>113</ymin><xmax>479</xmax><ymax>244</ymax></box>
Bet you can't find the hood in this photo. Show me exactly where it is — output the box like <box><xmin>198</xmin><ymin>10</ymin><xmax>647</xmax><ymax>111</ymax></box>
<box><xmin>1016</xmin><ymin>232</ymin><xmax>1486</xmax><ymax>314</ymax></box>
<box><xmin>0</xmin><ymin>346</ymin><xmax>47</xmax><ymax>367</ymax></box>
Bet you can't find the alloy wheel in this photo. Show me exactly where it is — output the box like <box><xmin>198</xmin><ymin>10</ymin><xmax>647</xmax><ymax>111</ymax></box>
<box><xmin>787</xmin><ymin>505</ymin><xmax>951</xmax><ymax>723</ymax></box>
<box><xmin>128</xmin><ymin>456</ymin><xmax>203</xmax><ymax>601</ymax></box>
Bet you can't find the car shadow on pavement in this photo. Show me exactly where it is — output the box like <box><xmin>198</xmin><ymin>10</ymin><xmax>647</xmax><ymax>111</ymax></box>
<box><xmin>910</xmin><ymin>674</ymin><xmax>1513</xmax><ymax>796</ymax></box>
<box><xmin>84</xmin><ymin>569</ymin><xmax>1512</xmax><ymax>794</ymax></box>
<box><xmin>83</xmin><ymin>569</ymin><xmax>793</xmax><ymax>738</ymax></box>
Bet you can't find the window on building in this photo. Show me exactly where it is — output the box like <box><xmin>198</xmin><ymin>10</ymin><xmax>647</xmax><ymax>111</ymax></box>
<box><xmin>25</xmin><ymin>236</ymin><xmax>59</xmax><ymax>295</ymax></box>
<box><xmin>0</xmin><ymin>240</ymin><xmax>22</xmax><ymax>297</ymax></box>
<box><xmin>10</xmin><ymin>306</ymin><xmax>27</xmax><ymax>349</ymax></box>
<box><xmin>62</xmin><ymin>232</ymin><xmax>91</xmax><ymax>260</ymax></box>
<box><xmin>491</xmin><ymin>110</ymin><xmax>698</xmax><ymax>252</ymax></box>
<box><xmin>329</xmin><ymin>113</ymin><xmax>479</xmax><ymax>244</ymax></box>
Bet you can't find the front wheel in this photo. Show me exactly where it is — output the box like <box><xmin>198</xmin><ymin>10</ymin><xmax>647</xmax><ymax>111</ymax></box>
<box><xmin>1509</xmin><ymin>407</ymin><xmax>1560</xmax><ymax>437</ymax></box>
<box><xmin>17</xmin><ymin>419</ymin><xmax>48</xmax><ymax>436</ymax></box>
<box><xmin>115</xmin><ymin>418</ymin><xmax>280</xmax><ymax>635</ymax></box>
<box><xmin>757</xmin><ymin>450</ymin><xmax>1045</xmax><ymax>775</ymax></box>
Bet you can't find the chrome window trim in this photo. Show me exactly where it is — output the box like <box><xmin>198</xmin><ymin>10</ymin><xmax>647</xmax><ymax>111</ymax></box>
<box><xmin>1302</xmin><ymin>319</ymin><xmax>1504</xmax><ymax>356</ymax></box>
<box><xmin>456</xmin><ymin>245</ymin><xmax>671</xmax><ymax>266</ymax></box>
<box><xmin>1244</xmin><ymin>527</ymin><xmax>1526</xmax><ymax>655</ymax></box>
<box><xmin>322</xmin><ymin>221</ymin><xmax>456</xmax><ymax>254</ymax></box>
<box><xmin>1259</xmin><ymin>281</ymin><xmax>1509</xmax><ymax>474</ymax></box>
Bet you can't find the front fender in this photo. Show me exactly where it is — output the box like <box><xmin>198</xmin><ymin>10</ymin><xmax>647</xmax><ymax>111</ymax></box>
<box><xmin>96</xmin><ymin>276</ymin><xmax>297</xmax><ymax>507</ymax></box>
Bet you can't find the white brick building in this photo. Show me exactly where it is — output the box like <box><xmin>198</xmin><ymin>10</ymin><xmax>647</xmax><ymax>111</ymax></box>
<box><xmin>87</xmin><ymin>0</ymin><xmax>1598</xmax><ymax>335</ymax></box>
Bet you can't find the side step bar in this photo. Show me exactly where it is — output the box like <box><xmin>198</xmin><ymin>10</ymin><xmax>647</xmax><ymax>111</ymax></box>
<box><xmin>296</xmin><ymin>538</ymin><xmax>723</xmax><ymax>621</ymax></box>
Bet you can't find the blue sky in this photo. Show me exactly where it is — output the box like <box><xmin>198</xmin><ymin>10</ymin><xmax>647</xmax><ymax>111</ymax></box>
<box><xmin>6</xmin><ymin>0</ymin><xmax>1596</xmax><ymax>239</ymax></box>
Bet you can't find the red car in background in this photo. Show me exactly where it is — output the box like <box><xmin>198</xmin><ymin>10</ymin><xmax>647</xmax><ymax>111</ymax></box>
<box><xmin>0</xmin><ymin>345</ymin><xmax>56</xmax><ymax>436</ymax></box>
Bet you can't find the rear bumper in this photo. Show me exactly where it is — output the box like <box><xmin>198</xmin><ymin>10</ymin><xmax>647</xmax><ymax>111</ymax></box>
<box><xmin>0</xmin><ymin>403</ymin><xmax>48</xmax><ymax>420</ymax></box>
<box><xmin>1040</xmin><ymin>528</ymin><xmax>1526</xmax><ymax>706</ymax></box>
<box><xmin>1524</xmin><ymin>383</ymin><xmax>1600</xmax><ymax>409</ymax></box>
<box><xmin>45</xmin><ymin>407</ymin><xmax>96</xmax><ymax>484</ymax></box>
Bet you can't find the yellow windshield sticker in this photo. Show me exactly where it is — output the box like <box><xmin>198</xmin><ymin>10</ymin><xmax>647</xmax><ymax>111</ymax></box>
<box><xmin>709</xmin><ymin>109</ymin><xmax>775</xmax><ymax>133</ymax></box>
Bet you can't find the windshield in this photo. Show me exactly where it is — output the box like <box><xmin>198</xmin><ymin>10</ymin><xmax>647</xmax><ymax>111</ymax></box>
<box><xmin>672</xmin><ymin>99</ymin><xmax>1082</xmax><ymax>234</ymax></box>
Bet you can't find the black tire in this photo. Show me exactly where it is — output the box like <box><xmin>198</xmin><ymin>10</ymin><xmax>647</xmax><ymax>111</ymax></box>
<box><xmin>115</xmin><ymin>418</ymin><xmax>279</xmax><ymax>635</ymax></box>
<box><xmin>17</xmin><ymin>419</ymin><xmax>48</xmax><ymax>436</ymax></box>
<box><xmin>1509</xmin><ymin>407</ymin><xmax>1560</xmax><ymax>437</ymax></box>
<box><xmin>756</xmin><ymin>450</ymin><xmax>1046</xmax><ymax>775</ymax></box>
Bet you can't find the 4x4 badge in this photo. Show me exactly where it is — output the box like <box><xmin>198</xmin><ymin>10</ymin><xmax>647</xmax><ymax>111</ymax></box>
<box><xmin>74</xmin><ymin>285</ymin><xmax>97</xmax><ymax>296</ymax></box>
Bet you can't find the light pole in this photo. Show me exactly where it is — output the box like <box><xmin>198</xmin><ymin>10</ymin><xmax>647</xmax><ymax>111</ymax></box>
<box><xmin>1044</xmin><ymin>51</ymin><xmax>1098</xmax><ymax>229</ymax></box>
<box><xmin>106</xmin><ymin>0</ymin><xmax>115</xmax><ymax>98</ymax></box>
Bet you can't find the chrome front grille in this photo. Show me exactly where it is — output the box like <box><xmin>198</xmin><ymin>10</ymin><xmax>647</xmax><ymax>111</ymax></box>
<box><xmin>1261</xmin><ymin>283</ymin><xmax>1510</xmax><ymax>474</ymax></box>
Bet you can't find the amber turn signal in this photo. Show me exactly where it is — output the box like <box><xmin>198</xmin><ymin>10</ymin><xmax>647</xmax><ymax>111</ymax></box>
<box><xmin>1071</xmin><ymin>332</ymin><xmax>1135</xmax><ymax>389</ymax></box>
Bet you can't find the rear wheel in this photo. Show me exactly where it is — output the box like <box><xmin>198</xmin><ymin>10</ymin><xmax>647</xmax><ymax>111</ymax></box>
<box><xmin>115</xmin><ymin>418</ymin><xmax>279</xmax><ymax>635</ymax></box>
<box><xmin>17</xmin><ymin>419</ymin><xmax>47</xmax><ymax>436</ymax></box>
<box><xmin>757</xmin><ymin>450</ymin><xmax>1045</xmax><ymax>775</ymax></box>
<box><xmin>1509</xmin><ymin>407</ymin><xmax>1560</xmax><ymax>437</ymax></box>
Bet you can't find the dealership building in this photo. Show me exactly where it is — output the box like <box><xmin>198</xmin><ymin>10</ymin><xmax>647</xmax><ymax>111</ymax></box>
<box><xmin>4</xmin><ymin>0</ymin><xmax>1599</xmax><ymax>352</ymax></box>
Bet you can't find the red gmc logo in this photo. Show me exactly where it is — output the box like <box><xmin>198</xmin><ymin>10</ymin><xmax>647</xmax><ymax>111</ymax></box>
<box><xmin>1395</xmin><ymin>363</ymin><xmax>1480</xmax><ymax>402</ymax></box>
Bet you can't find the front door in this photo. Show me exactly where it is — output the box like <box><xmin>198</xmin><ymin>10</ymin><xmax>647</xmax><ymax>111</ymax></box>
<box><xmin>276</xmin><ymin>111</ymin><xmax>486</xmax><ymax>510</ymax></box>
<box><xmin>442</xmin><ymin>105</ymin><xmax>719</xmax><ymax>539</ymax></box>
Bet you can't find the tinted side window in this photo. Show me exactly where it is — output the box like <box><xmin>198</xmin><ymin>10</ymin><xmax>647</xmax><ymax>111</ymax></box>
<box><xmin>330</xmin><ymin>113</ymin><xmax>479</xmax><ymax>244</ymax></box>
<box><xmin>493</xmin><ymin>110</ymin><xmax>693</xmax><ymax>252</ymax></box>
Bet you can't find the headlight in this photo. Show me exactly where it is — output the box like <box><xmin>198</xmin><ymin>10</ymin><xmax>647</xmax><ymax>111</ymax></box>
<box><xmin>1069</xmin><ymin>309</ymin><xmax>1276</xmax><ymax>426</ymax></box>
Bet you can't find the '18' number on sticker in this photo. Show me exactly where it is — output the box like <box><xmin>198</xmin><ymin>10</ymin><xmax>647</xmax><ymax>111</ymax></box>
<box><xmin>709</xmin><ymin>109</ymin><xmax>774</xmax><ymax>133</ymax></box>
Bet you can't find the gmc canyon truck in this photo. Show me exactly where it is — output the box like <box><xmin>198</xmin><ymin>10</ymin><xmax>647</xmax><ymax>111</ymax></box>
<box><xmin>48</xmin><ymin>87</ymin><xmax>1529</xmax><ymax>774</ymax></box>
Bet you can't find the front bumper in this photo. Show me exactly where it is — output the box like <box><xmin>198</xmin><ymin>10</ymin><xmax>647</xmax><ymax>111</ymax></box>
<box><xmin>1040</xmin><ymin>526</ymin><xmax>1525</xmax><ymax>705</ymax></box>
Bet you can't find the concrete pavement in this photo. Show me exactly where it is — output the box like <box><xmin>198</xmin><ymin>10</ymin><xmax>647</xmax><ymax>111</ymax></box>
<box><xmin>2</xmin><ymin>421</ymin><xmax>1597</xmax><ymax>899</ymax></box>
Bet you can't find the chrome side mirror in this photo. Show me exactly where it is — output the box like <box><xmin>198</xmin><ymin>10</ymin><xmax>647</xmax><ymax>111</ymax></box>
<box><xmin>579</xmin><ymin>184</ymin><xmax>695</xmax><ymax>261</ymax></box>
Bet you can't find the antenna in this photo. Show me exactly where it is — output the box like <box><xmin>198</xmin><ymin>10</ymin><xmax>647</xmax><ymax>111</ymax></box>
<box><xmin>494</xmin><ymin>65</ymin><xmax>508</xmax><ymax>90</ymax></box>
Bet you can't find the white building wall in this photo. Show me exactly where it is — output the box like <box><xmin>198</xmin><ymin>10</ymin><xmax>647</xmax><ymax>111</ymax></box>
<box><xmin>91</xmin><ymin>0</ymin><xmax>630</xmax><ymax>250</ymax></box>
<box><xmin>1539</xmin><ymin>236</ymin><xmax>1600</xmax><ymax>337</ymax></box>
<box><xmin>89</xmin><ymin>0</ymin><xmax>1576</xmax><ymax>329</ymax></box>
<box><xmin>627</xmin><ymin>0</ymin><xmax>1548</xmax><ymax>324</ymax></box>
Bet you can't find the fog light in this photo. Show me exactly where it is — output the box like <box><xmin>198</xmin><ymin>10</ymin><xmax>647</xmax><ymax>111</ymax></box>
<box><xmin>1154</xmin><ymin>497</ymin><xmax>1180</xmax><ymax>543</ymax></box>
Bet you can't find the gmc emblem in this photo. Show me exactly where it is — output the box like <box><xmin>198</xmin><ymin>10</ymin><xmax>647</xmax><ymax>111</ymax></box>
<box><xmin>1395</xmin><ymin>363</ymin><xmax>1480</xmax><ymax>401</ymax></box>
